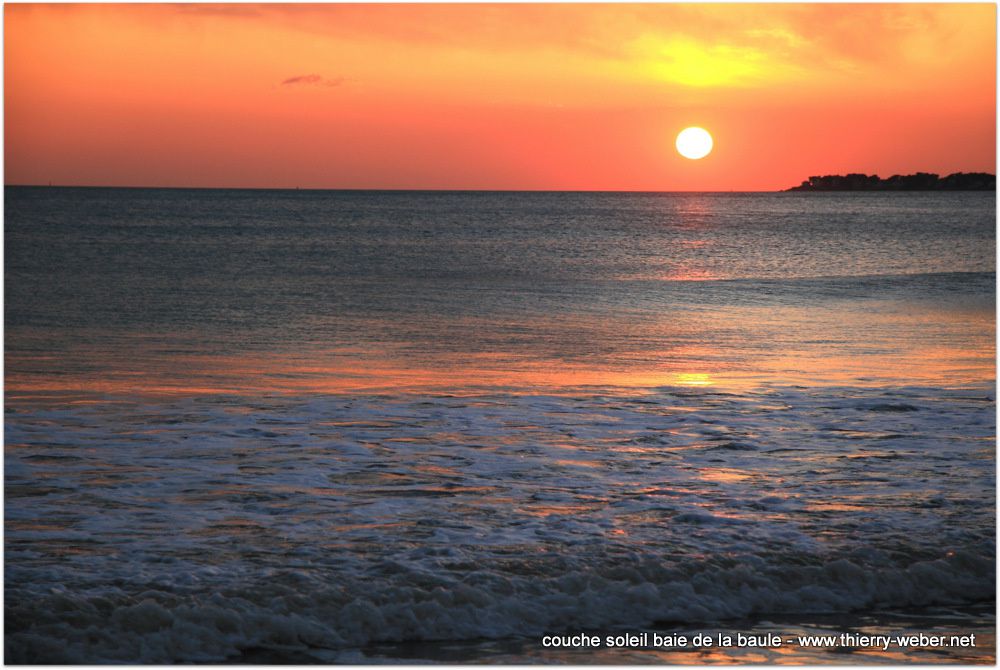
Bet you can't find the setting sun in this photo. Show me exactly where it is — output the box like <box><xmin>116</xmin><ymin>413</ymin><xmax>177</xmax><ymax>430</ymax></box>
<box><xmin>2</xmin><ymin>3</ymin><xmax>996</xmax><ymax>665</ymax></box>
<box><xmin>676</xmin><ymin>127</ymin><xmax>714</xmax><ymax>160</ymax></box>
<box><xmin>4</xmin><ymin>4</ymin><xmax>994</xmax><ymax>189</ymax></box>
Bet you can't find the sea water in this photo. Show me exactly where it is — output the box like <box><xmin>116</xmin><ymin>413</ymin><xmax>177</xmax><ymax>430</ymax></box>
<box><xmin>4</xmin><ymin>187</ymin><xmax>995</xmax><ymax>662</ymax></box>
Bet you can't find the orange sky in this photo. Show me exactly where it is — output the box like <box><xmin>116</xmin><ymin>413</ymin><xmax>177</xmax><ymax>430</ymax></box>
<box><xmin>4</xmin><ymin>3</ymin><xmax>996</xmax><ymax>190</ymax></box>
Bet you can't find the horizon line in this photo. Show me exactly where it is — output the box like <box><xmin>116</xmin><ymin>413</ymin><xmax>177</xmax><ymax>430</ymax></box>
<box><xmin>7</xmin><ymin>170</ymin><xmax>995</xmax><ymax>194</ymax></box>
<box><xmin>5</xmin><ymin>183</ymin><xmax>789</xmax><ymax>194</ymax></box>
<box><xmin>6</xmin><ymin>183</ymin><xmax>996</xmax><ymax>194</ymax></box>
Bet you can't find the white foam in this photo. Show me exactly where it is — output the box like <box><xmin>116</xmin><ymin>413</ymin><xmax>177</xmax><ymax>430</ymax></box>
<box><xmin>5</xmin><ymin>385</ymin><xmax>995</xmax><ymax>662</ymax></box>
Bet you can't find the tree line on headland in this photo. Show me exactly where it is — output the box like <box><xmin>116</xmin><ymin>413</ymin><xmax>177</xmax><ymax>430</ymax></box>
<box><xmin>787</xmin><ymin>172</ymin><xmax>995</xmax><ymax>191</ymax></box>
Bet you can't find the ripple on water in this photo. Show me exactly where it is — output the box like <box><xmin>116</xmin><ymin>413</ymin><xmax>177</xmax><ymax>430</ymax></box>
<box><xmin>4</xmin><ymin>385</ymin><xmax>995</xmax><ymax>662</ymax></box>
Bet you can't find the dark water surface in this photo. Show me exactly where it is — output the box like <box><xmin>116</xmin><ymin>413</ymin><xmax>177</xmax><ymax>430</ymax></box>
<box><xmin>6</xmin><ymin>187</ymin><xmax>995</xmax><ymax>394</ymax></box>
<box><xmin>4</xmin><ymin>187</ymin><xmax>995</xmax><ymax>663</ymax></box>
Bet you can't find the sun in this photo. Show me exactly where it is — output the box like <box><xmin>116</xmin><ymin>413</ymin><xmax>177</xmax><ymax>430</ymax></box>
<box><xmin>676</xmin><ymin>127</ymin><xmax>713</xmax><ymax>160</ymax></box>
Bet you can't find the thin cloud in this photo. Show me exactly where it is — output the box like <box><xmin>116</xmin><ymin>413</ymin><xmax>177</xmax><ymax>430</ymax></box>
<box><xmin>282</xmin><ymin>74</ymin><xmax>345</xmax><ymax>87</ymax></box>
<box><xmin>171</xmin><ymin>5</ymin><xmax>262</xmax><ymax>18</ymax></box>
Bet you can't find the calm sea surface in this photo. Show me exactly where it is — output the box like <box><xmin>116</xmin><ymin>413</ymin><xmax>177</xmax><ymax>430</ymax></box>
<box><xmin>5</xmin><ymin>187</ymin><xmax>996</xmax><ymax>662</ymax></box>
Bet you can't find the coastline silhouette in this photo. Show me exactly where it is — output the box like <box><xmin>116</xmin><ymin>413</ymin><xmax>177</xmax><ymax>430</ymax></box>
<box><xmin>787</xmin><ymin>172</ymin><xmax>995</xmax><ymax>191</ymax></box>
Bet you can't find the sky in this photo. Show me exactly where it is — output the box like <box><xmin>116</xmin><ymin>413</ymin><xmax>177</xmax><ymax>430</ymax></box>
<box><xmin>4</xmin><ymin>3</ymin><xmax>997</xmax><ymax>191</ymax></box>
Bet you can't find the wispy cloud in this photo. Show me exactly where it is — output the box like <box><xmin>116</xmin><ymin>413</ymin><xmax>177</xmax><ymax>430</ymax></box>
<box><xmin>282</xmin><ymin>74</ymin><xmax>345</xmax><ymax>87</ymax></box>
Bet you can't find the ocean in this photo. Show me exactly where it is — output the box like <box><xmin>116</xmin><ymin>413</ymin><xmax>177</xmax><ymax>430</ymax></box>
<box><xmin>4</xmin><ymin>186</ymin><xmax>996</xmax><ymax>663</ymax></box>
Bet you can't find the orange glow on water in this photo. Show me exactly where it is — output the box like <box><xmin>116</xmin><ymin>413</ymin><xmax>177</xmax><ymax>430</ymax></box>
<box><xmin>673</xmin><ymin>373</ymin><xmax>715</xmax><ymax>386</ymax></box>
<box><xmin>5</xmin><ymin>325</ymin><xmax>993</xmax><ymax>401</ymax></box>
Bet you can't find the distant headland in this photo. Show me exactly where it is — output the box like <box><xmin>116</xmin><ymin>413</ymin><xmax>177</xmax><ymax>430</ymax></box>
<box><xmin>787</xmin><ymin>172</ymin><xmax>995</xmax><ymax>191</ymax></box>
